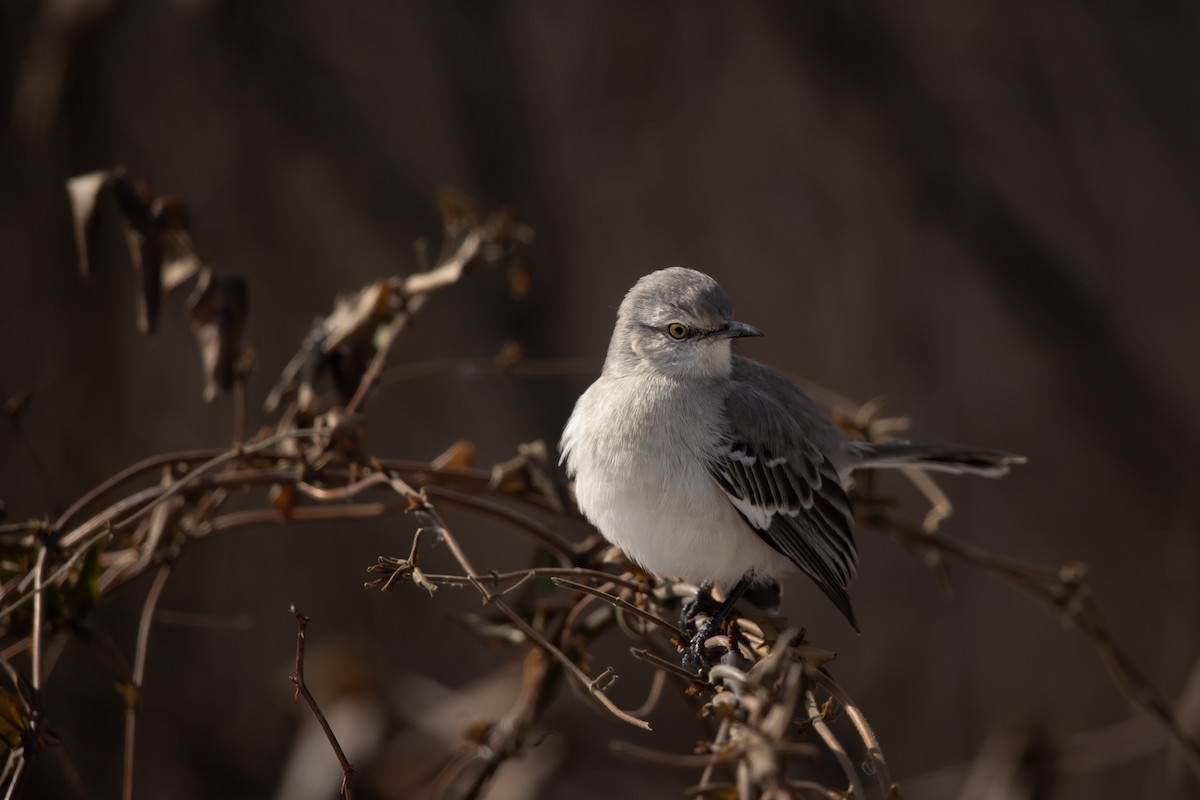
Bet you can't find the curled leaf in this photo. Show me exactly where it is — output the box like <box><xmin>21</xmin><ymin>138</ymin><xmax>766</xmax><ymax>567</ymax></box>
<box><xmin>321</xmin><ymin>280</ymin><xmax>398</xmax><ymax>354</ymax></box>
<box><xmin>265</xmin><ymin>281</ymin><xmax>399</xmax><ymax>414</ymax></box>
<box><xmin>187</xmin><ymin>268</ymin><xmax>248</xmax><ymax>402</ymax></box>
<box><xmin>432</xmin><ymin>439</ymin><xmax>475</xmax><ymax>471</ymax></box>
<box><xmin>488</xmin><ymin>440</ymin><xmax>570</xmax><ymax>512</ymax></box>
<box><xmin>66</xmin><ymin>167</ymin><xmax>203</xmax><ymax>334</ymax></box>
<box><xmin>114</xmin><ymin>179</ymin><xmax>202</xmax><ymax>334</ymax></box>
<box><xmin>65</xmin><ymin>169</ymin><xmax>112</xmax><ymax>276</ymax></box>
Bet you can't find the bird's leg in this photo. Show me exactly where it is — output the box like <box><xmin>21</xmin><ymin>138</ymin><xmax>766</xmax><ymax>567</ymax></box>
<box><xmin>679</xmin><ymin>581</ymin><xmax>715</xmax><ymax>631</ymax></box>
<box><xmin>683</xmin><ymin>577</ymin><xmax>750</xmax><ymax>673</ymax></box>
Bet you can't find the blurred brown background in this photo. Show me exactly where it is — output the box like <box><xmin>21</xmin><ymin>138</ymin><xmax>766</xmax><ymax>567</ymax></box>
<box><xmin>3</xmin><ymin>2</ymin><xmax>1200</xmax><ymax>798</ymax></box>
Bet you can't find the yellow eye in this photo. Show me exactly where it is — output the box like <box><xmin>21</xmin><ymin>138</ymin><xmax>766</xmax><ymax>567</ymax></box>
<box><xmin>667</xmin><ymin>323</ymin><xmax>689</xmax><ymax>340</ymax></box>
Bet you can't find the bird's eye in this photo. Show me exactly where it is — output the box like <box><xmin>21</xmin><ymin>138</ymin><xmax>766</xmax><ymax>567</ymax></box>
<box><xmin>667</xmin><ymin>323</ymin><xmax>689</xmax><ymax>340</ymax></box>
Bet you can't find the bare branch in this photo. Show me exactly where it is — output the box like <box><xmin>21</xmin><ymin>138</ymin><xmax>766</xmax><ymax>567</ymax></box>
<box><xmin>288</xmin><ymin>606</ymin><xmax>357</xmax><ymax>800</ymax></box>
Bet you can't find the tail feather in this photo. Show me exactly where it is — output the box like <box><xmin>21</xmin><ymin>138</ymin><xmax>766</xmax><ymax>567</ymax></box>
<box><xmin>851</xmin><ymin>441</ymin><xmax>1026</xmax><ymax>478</ymax></box>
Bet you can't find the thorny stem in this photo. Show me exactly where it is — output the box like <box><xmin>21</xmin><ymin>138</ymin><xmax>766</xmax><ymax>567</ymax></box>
<box><xmin>288</xmin><ymin>606</ymin><xmax>356</xmax><ymax>800</ymax></box>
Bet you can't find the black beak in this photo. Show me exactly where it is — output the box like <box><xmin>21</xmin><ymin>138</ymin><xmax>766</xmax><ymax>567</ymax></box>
<box><xmin>717</xmin><ymin>320</ymin><xmax>764</xmax><ymax>339</ymax></box>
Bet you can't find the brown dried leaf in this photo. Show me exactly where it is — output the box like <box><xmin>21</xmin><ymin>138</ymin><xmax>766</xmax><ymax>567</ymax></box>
<box><xmin>321</xmin><ymin>279</ymin><xmax>397</xmax><ymax>354</ymax></box>
<box><xmin>65</xmin><ymin>169</ymin><xmax>112</xmax><ymax>276</ymax></box>
<box><xmin>432</xmin><ymin>439</ymin><xmax>475</xmax><ymax>471</ymax></box>
<box><xmin>264</xmin><ymin>322</ymin><xmax>325</xmax><ymax>414</ymax></box>
<box><xmin>154</xmin><ymin>198</ymin><xmax>203</xmax><ymax>293</ymax></box>
<box><xmin>488</xmin><ymin>440</ymin><xmax>569</xmax><ymax>512</ymax></box>
<box><xmin>187</xmin><ymin>268</ymin><xmax>248</xmax><ymax>402</ymax></box>
<box><xmin>72</xmin><ymin>169</ymin><xmax>203</xmax><ymax>334</ymax></box>
<box><xmin>124</xmin><ymin>194</ymin><xmax>202</xmax><ymax>334</ymax></box>
<box><xmin>269</xmin><ymin>483</ymin><xmax>297</xmax><ymax>519</ymax></box>
<box><xmin>313</xmin><ymin>408</ymin><xmax>367</xmax><ymax>463</ymax></box>
<box><xmin>0</xmin><ymin>684</ymin><xmax>28</xmax><ymax>748</ymax></box>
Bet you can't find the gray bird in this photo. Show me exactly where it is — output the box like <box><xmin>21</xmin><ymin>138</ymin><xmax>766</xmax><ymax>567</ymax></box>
<box><xmin>560</xmin><ymin>267</ymin><xmax>1024</xmax><ymax>667</ymax></box>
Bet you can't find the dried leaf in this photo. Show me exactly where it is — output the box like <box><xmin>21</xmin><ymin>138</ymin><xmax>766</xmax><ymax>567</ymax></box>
<box><xmin>0</xmin><ymin>684</ymin><xmax>28</xmax><ymax>748</ymax></box>
<box><xmin>269</xmin><ymin>483</ymin><xmax>297</xmax><ymax>519</ymax></box>
<box><xmin>326</xmin><ymin>339</ymin><xmax>375</xmax><ymax>405</ymax></box>
<box><xmin>187</xmin><ymin>268</ymin><xmax>248</xmax><ymax>402</ymax></box>
<box><xmin>65</xmin><ymin>169</ymin><xmax>112</xmax><ymax>276</ymax></box>
<box><xmin>321</xmin><ymin>280</ymin><xmax>397</xmax><ymax>354</ymax></box>
<box><xmin>123</xmin><ymin>193</ymin><xmax>202</xmax><ymax>334</ymax></box>
<box><xmin>488</xmin><ymin>440</ymin><xmax>569</xmax><ymax>511</ymax></box>
<box><xmin>313</xmin><ymin>408</ymin><xmax>367</xmax><ymax>463</ymax></box>
<box><xmin>264</xmin><ymin>323</ymin><xmax>325</xmax><ymax>414</ymax></box>
<box><xmin>267</xmin><ymin>280</ymin><xmax>399</xmax><ymax>414</ymax></box>
<box><xmin>68</xmin><ymin>168</ymin><xmax>203</xmax><ymax>334</ymax></box>
<box><xmin>432</xmin><ymin>439</ymin><xmax>475</xmax><ymax>471</ymax></box>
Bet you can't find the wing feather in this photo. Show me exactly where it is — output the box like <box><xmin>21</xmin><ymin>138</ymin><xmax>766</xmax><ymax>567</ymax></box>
<box><xmin>711</xmin><ymin>384</ymin><xmax>860</xmax><ymax>628</ymax></box>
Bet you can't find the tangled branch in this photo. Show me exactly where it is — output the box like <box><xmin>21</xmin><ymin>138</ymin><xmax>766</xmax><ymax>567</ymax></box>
<box><xmin>0</xmin><ymin>180</ymin><xmax>1194</xmax><ymax>800</ymax></box>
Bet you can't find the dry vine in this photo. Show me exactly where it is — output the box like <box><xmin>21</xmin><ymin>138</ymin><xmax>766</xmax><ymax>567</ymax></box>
<box><xmin>0</xmin><ymin>176</ymin><xmax>1195</xmax><ymax>799</ymax></box>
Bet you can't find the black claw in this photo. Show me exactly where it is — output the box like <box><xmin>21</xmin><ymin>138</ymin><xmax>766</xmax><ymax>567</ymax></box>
<box><xmin>678</xmin><ymin>582</ymin><xmax>715</xmax><ymax>630</ymax></box>
<box><xmin>679</xmin><ymin>579</ymin><xmax>754</xmax><ymax>674</ymax></box>
<box><xmin>683</xmin><ymin>620</ymin><xmax>717</xmax><ymax>672</ymax></box>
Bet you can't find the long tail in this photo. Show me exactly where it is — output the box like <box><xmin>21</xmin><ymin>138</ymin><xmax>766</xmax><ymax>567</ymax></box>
<box><xmin>850</xmin><ymin>441</ymin><xmax>1026</xmax><ymax>478</ymax></box>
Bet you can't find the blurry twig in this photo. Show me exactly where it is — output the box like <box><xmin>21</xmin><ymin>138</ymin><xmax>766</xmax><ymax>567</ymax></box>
<box><xmin>805</xmin><ymin>687</ymin><xmax>865</xmax><ymax>800</ymax></box>
<box><xmin>864</xmin><ymin>506</ymin><xmax>1200</xmax><ymax>779</ymax></box>
<box><xmin>124</xmin><ymin>563</ymin><xmax>172</xmax><ymax>800</ymax></box>
<box><xmin>377</xmin><ymin>473</ymin><xmax>652</xmax><ymax>731</ymax></box>
<box><xmin>288</xmin><ymin>606</ymin><xmax>356</xmax><ymax>800</ymax></box>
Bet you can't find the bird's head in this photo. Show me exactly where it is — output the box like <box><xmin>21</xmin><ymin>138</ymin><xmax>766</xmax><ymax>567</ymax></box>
<box><xmin>605</xmin><ymin>267</ymin><xmax>763</xmax><ymax>381</ymax></box>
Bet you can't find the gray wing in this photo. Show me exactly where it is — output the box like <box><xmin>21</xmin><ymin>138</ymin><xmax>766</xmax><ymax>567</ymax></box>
<box><xmin>710</xmin><ymin>371</ymin><xmax>859</xmax><ymax>629</ymax></box>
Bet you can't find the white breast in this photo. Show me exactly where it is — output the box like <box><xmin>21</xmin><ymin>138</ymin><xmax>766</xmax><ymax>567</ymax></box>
<box><xmin>561</xmin><ymin>375</ymin><xmax>789</xmax><ymax>587</ymax></box>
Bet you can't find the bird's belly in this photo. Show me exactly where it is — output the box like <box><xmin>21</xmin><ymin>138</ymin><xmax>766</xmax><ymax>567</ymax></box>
<box><xmin>573</xmin><ymin>448</ymin><xmax>786</xmax><ymax>587</ymax></box>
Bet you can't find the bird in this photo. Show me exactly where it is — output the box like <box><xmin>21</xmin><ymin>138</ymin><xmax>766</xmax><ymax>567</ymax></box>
<box><xmin>559</xmin><ymin>267</ymin><xmax>1024</xmax><ymax>669</ymax></box>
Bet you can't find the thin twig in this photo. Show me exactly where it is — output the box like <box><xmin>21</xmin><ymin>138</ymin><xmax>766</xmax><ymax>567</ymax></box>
<box><xmin>345</xmin><ymin>227</ymin><xmax>490</xmax><ymax>414</ymax></box>
<box><xmin>866</xmin><ymin>507</ymin><xmax>1200</xmax><ymax>778</ymax></box>
<box><xmin>288</xmin><ymin>606</ymin><xmax>356</xmax><ymax>800</ymax></box>
<box><xmin>30</xmin><ymin>547</ymin><xmax>46</xmax><ymax>693</ymax></box>
<box><xmin>805</xmin><ymin>688</ymin><xmax>865</xmax><ymax>800</ymax></box>
<box><xmin>109</xmin><ymin>428</ymin><xmax>321</xmax><ymax>533</ymax></box>
<box><xmin>610</xmin><ymin>740</ymin><xmax>741</xmax><ymax>768</ymax></box>
<box><xmin>551</xmin><ymin>578</ymin><xmax>683</xmax><ymax>638</ymax></box>
<box><xmin>810</xmin><ymin>668</ymin><xmax>894</xmax><ymax>795</ymax></box>
<box><xmin>630</xmin><ymin>647</ymin><xmax>703</xmax><ymax>682</ymax></box>
<box><xmin>386</xmin><ymin>478</ymin><xmax>651</xmax><ymax>730</ymax></box>
<box><xmin>367</xmin><ymin>565</ymin><xmax>647</xmax><ymax>595</ymax></box>
<box><xmin>124</xmin><ymin>563</ymin><xmax>172</xmax><ymax>800</ymax></box>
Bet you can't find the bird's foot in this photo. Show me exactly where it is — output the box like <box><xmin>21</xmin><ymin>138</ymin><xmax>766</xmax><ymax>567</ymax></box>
<box><xmin>682</xmin><ymin>617</ymin><xmax>718</xmax><ymax>673</ymax></box>
<box><xmin>678</xmin><ymin>582</ymin><xmax>715</xmax><ymax>631</ymax></box>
